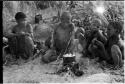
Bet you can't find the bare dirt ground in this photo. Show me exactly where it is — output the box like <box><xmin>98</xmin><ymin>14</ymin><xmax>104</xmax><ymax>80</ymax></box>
<box><xmin>3</xmin><ymin>53</ymin><xmax>124</xmax><ymax>83</ymax></box>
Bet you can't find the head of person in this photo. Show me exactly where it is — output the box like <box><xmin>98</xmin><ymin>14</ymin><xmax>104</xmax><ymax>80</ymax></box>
<box><xmin>91</xmin><ymin>19</ymin><xmax>102</xmax><ymax>29</ymax></box>
<box><xmin>60</xmin><ymin>11</ymin><xmax>71</xmax><ymax>23</ymax></box>
<box><xmin>35</xmin><ymin>14</ymin><xmax>42</xmax><ymax>24</ymax></box>
<box><xmin>84</xmin><ymin>15</ymin><xmax>91</xmax><ymax>23</ymax></box>
<box><xmin>15</xmin><ymin>12</ymin><xmax>27</xmax><ymax>25</ymax></box>
<box><xmin>107</xmin><ymin>21</ymin><xmax>123</xmax><ymax>37</ymax></box>
<box><xmin>72</xmin><ymin>19</ymin><xmax>80</xmax><ymax>27</ymax></box>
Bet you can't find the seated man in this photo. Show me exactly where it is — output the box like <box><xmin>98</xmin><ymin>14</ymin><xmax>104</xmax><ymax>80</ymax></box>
<box><xmin>5</xmin><ymin>12</ymin><xmax>34</xmax><ymax>60</ymax></box>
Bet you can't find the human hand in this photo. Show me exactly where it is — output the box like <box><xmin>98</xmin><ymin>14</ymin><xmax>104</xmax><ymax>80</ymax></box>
<box><xmin>20</xmin><ymin>32</ymin><xmax>25</xmax><ymax>34</ymax></box>
<box><xmin>95</xmin><ymin>30</ymin><xmax>103</xmax><ymax>37</ymax></box>
<box><xmin>16</xmin><ymin>32</ymin><xmax>25</xmax><ymax>36</ymax></box>
<box><xmin>94</xmin><ymin>40</ymin><xmax>104</xmax><ymax>49</ymax></box>
<box><xmin>25</xmin><ymin>33</ymin><xmax>31</xmax><ymax>36</ymax></box>
<box><xmin>18</xmin><ymin>32</ymin><xmax>30</xmax><ymax>36</ymax></box>
<box><xmin>92</xmin><ymin>38</ymin><xmax>97</xmax><ymax>44</ymax></box>
<box><xmin>3</xmin><ymin>37</ymin><xmax>8</xmax><ymax>43</ymax></box>
<box><xmin>50</xmin><ymin>40</ymin><xmax>54</xmax><ymax>49</ymax></box>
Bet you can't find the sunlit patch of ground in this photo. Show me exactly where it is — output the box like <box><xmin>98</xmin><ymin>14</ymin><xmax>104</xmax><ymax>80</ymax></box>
<box><xmin>3</xmin><ymin>53</ymin><xmax>124</xmax><ymax>83</ymax></box>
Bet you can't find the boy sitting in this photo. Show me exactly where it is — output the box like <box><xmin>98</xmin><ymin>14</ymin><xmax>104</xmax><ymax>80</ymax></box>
<box><xmin>5</xmin><ymin>12</ymin><xmax>34</xmax><ymax>60</ymax></box>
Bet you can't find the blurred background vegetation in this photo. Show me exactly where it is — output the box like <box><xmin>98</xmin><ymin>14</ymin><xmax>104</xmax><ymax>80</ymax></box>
<box><xmin>3</xmin><ymin>1</ymin><xmax>124</xmax><ymax>33</ymax></box>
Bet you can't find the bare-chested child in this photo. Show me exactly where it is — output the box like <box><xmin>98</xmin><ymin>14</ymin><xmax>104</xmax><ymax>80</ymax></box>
<box><xmin>87</xmin><ymin>19</ymin><xmax>107</xmax><ymax>59</ymax></box>
<box><xmin>105</xmin><ymin>21</ymin><xmax>124</xmax><ymax>68</ymax></box>
<box><xmin>5</xmin><ymin>12</ymin><xmax>34</xmax><ymax>60</ymax></box>
<box><xmin>43</xmin><ymin>11</ymin><xmax>75</xmax><ymax>63</ymax></box>
<box><xmin>52</xmin><ymin>11</ymin><xmax>74</xmax><ymax>55</ymax></box>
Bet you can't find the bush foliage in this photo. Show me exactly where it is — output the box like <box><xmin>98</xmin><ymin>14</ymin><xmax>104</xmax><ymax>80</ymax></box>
<box><xmin>3</xmin><ymin>1</ymin><xmax>124</xmax><ymax>32</ymax></box>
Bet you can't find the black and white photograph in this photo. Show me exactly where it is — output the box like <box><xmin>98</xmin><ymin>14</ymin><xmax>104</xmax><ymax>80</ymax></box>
<box><xmin>2</xmin><ymin>0</ymin><xmax>124</xmax><ymax>83</ymax></box>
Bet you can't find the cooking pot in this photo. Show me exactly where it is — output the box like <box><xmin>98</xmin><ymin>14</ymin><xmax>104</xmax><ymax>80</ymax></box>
<box><xmin>63</xmin><ymin>54</ymin><xmax>76</xmax><ymax>66</ymax></box>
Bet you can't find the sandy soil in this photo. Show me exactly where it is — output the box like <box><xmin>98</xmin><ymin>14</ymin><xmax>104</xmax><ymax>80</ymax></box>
<box><xmin>3</xmin><ymin>53</ymin><xmax>124</xmax><ymax>83</ymax></box>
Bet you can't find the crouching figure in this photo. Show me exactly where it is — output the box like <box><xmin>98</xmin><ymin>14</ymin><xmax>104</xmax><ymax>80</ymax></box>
<box><xmin>4</xmin><ymin>12</ymin><xmax>34</xmax><ymax>61</ymax></box>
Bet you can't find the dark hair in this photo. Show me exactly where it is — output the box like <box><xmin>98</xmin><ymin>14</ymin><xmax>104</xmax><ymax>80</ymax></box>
<box><xmin>15</xmin><ymin>12</ymin><xmax>26</xmax><ymax>20</ymax></box>
<box><xmin>61</xmin><ymin>11</ymin><xmax>71</xmax><ymax>22</ymax></box>
<box><xmin>109</xmin><ymin>21</ymin><xmax>123</xmax><ymax>34</ymax></box>
<box><xmin>35</xmin><ymin>14</ymin><xmax>42</xmax><ymax>24</ymax></box>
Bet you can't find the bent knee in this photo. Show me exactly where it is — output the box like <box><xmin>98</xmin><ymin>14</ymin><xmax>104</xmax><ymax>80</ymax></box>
<box><xmin>111</xmin><ymin>45</ymin><xmax>122</xmax><ymax>65</ymax></box>
<box><xmin>111</xmin><ymin>45</ymin><xmax>122</xmax><ymax>58</ymax></box>
<box><xmin>111</xmin><ymin>45</ymin><xmax>121</xmax><ymax>53</ymax></box>
<box><xmin>27</xmin><ymin>36</ymin><xmax>33</xmax><ymax>41</ymax></box>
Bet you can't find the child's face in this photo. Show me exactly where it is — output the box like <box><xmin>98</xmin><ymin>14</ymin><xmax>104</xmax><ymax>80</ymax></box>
<box><xmin>92</xmin><ymin>23</ymin><xmax>100</xmax><ymax>29</ymax></box>
<box><xmin>16</xmin><ymin>18</ymin><xmax>27</xmax><ymax>25</ymax></box>
<box><xmin>61</xmin><ymin>17</ymin><xmax>70</xmax><ymax>23</ymax></box>
<box><xmin>107</xmin><ymin>25</ymin><xmax>116</xmax><ymax>37</ymax></box>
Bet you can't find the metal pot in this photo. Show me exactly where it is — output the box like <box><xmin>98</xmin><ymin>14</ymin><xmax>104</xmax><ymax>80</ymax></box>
<box><xmin>63</xmin><ymin>54</ymin><xmax>76</xmax><ymax>66</ymax></box>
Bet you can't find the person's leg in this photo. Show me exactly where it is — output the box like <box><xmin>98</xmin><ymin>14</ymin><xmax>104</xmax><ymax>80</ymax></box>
<box><xmin>23</xmin><ymin>36</ymin><xmax>34</xmax><ymax>60</ymax></box>
<box><xmin>45</xmin><ymin>36</ymin><xmax>51</xmax><ymax>49</ymax></box>
<box><xmin>67</xmin><ymin>39</ymin><xmax>76</xmax><ymax>54</ymax></box>
<box><xmin>111</xmin><ymin>45</ymin><xmax>123</xmax><ymax>67</ymax></box>
<box><xmin>88</xmin><ymin>40</ymin><xmax>111</xmax><ymax>62</ymax></box>
<box><xmin>88</xmin><ymin>44</ymin><xmax>96</xmax><ymax>59</ymax></box>
<box><xmin>42</xmin><ymin>49</ymin><xmax>57</xmax><ymax>63</ymax></box>
<box><xmin>9</xmin><ymin>37</ymin><xmax>19</xmax><ymax>59</ymax></box>
<box><xmin>72</xmin><ymin>39</ymin><xmax>79</xmax><ymax>53</ymax></box>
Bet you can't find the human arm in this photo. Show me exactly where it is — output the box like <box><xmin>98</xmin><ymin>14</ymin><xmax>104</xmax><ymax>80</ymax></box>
<box><xmin>26</xmin><ymin>24</ymin><xmax>34</xmax><ymax>38</ymax></box>
<box><xmin>4</xmin><ymin>25</ymin><xmax>18</xmax><ymax>38</ymax></box>
<box><xmin>95</xmin><ymin>30</ymin><xmax>107</xmax><ymax>44</ymax></box>
<box><xmin>92</xmin><ymin>38</ymin><xmax>110</xmax><ymax>60</ymax></box>
<box><xmin>50</xmin><ymin>25</ymin><xmax>58</xmax><ymax>49</ymax></box>
<box><xmin>69</xmin><ymin>23</ymin><xmax>75</xmax><ymax>40</ymax></box>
